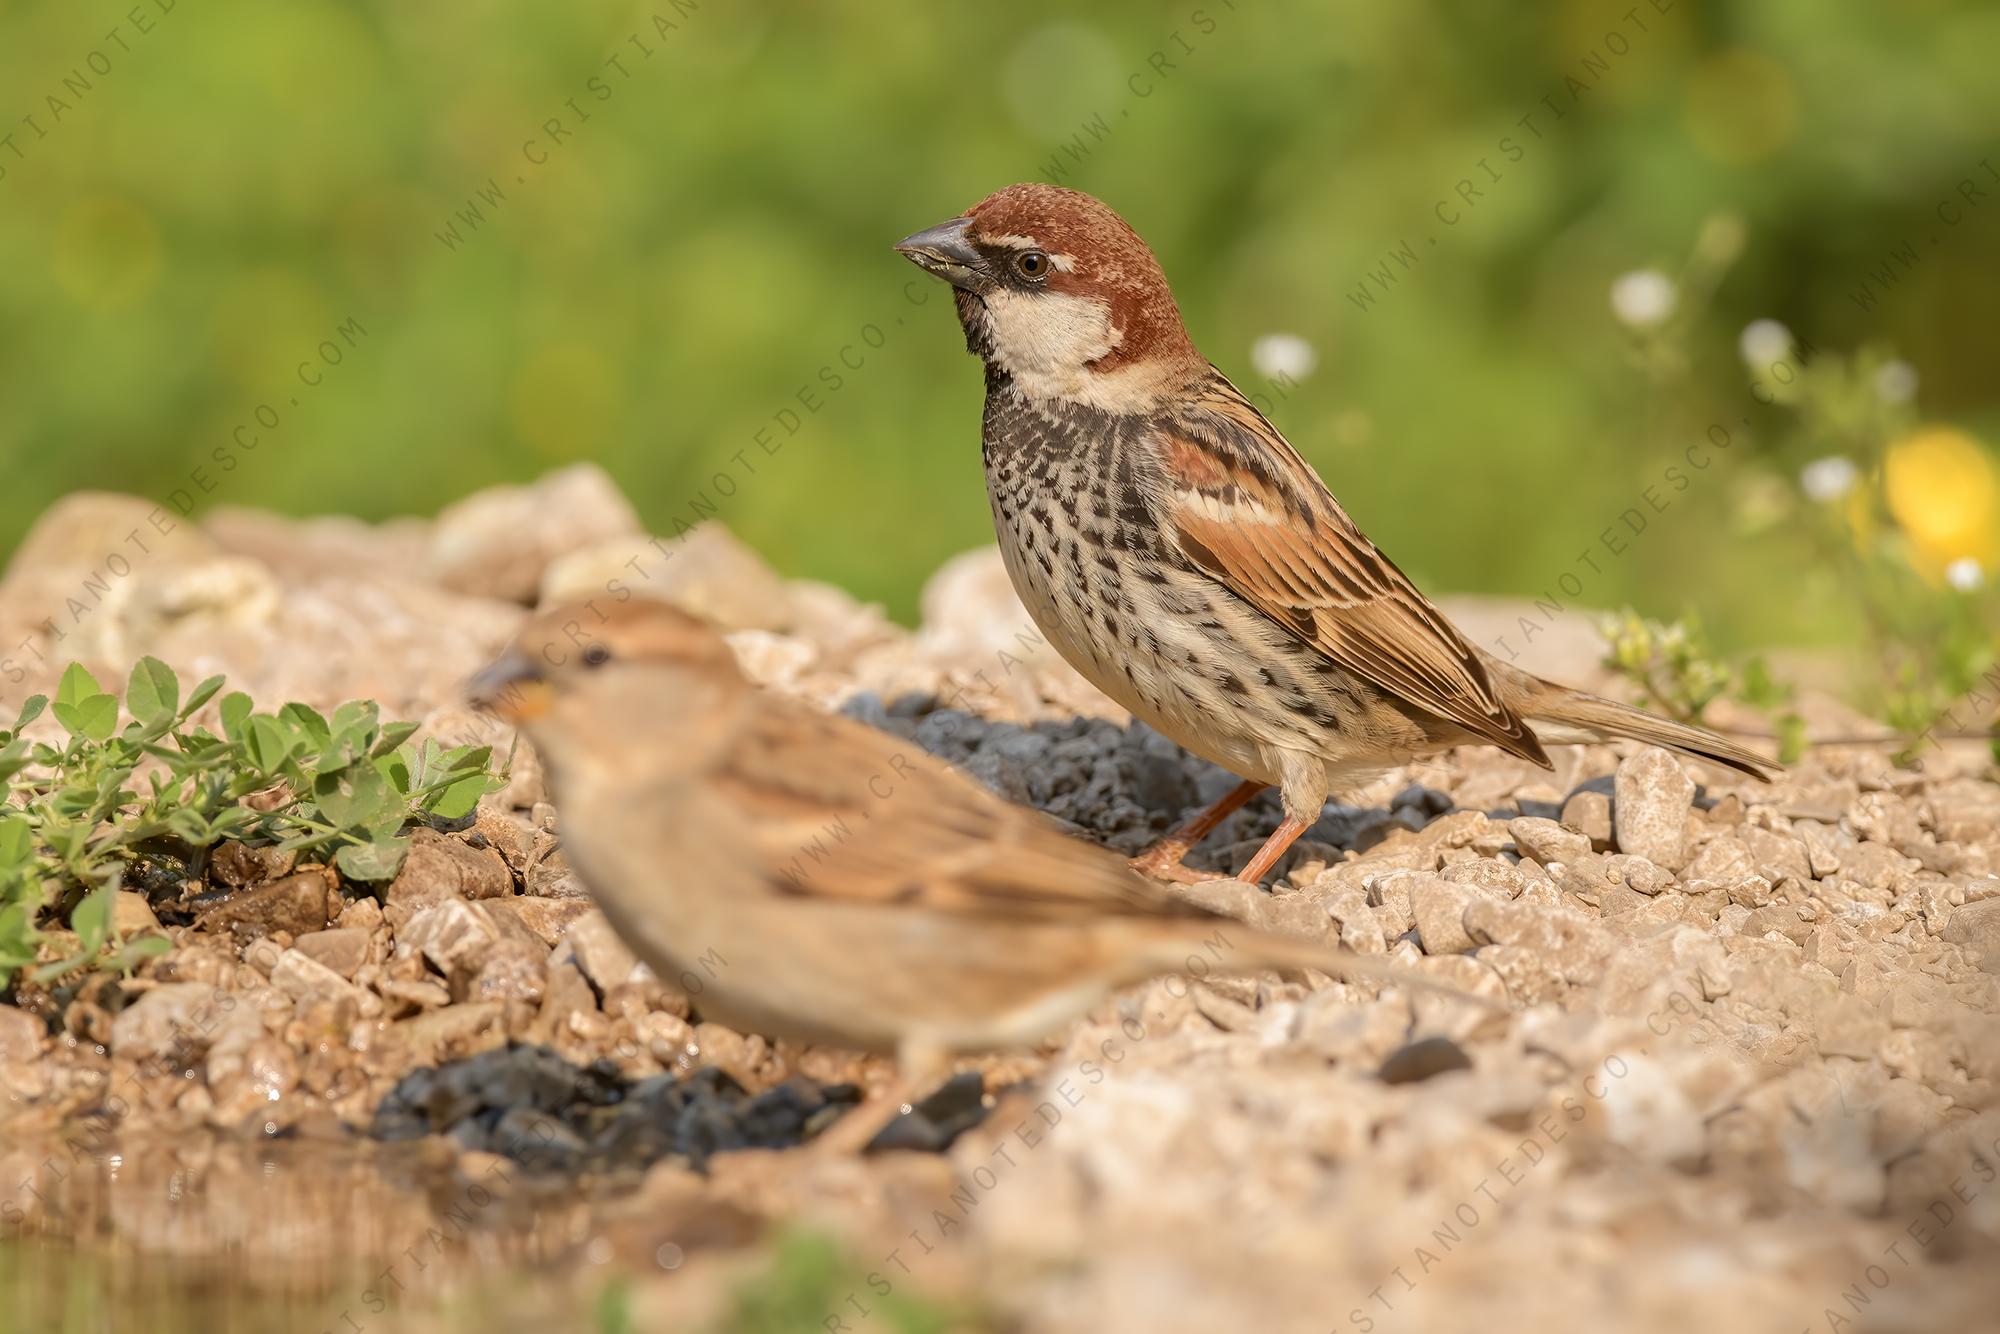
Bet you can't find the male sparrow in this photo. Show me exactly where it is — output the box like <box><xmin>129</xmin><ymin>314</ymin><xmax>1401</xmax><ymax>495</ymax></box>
<box><xmin>470</xmin><ymin>601</ymin><xmax>1487</xmax><ymax>1148</ymax></box>
<box><xmin>896</xmin><ymin>183</ymin><xmax>1777</xmax><ymax>885</ymax></box>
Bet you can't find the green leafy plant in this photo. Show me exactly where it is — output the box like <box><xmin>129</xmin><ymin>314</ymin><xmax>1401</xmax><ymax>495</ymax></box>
<box><xmin>0</xmin><ymin>657</ymin><xmax>507</xmax><ymax>988</ymax></box>
<box><xmin>1728</xmin><ymin>337</ymin><xmax>1998</xmax><ymax>763</ymax></box>
<box><xmin>1874</xmin><ymin>598</ymin><xmax>1997</xmax><ymax>766</ymax></box>
<box><xmin>719</xmin><ymin>1231</ymin><xmax>984</xmax><ymax>1334</ymax></box>
<box><xmin>1599</xmin><ymin>610</ymin><xmax>1808</xmax><ymax>764</ymax></box>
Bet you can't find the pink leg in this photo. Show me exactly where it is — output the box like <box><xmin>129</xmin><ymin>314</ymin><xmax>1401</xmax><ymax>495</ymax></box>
<box><xmin>1236</xmin><ymin>814</ymin><xmax>1311</xmax><ymax>885</ymax></box>
<box><xmin>1129</xmin><ymin>779</ymin><xmax>1267</xmax><ymax>883</ymax></box>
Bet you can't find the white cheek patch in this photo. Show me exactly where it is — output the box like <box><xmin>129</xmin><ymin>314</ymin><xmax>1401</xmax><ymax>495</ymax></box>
<box><xmin>979</xmin><ymin>287</ymin><xmax>1176</xmax><ymax>413</ymax></box>
<box><xmin>980</xmin><ymin>287</ymin><xmax>1120</xmax><ymax>394</ymax></box>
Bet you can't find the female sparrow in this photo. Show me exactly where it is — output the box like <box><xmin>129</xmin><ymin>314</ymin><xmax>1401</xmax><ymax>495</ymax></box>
<box><xmin>470</xmin><ymin>601</ymin><xmax>1487</xmax><ymax>1148</ymax></box>
<box><xmin>896</xmin><ymin>183</ymin><xmax>1777</xmax><ymax>884</ymax></box>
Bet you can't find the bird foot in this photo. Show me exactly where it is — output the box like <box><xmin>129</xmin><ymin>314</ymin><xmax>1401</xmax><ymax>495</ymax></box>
<box><xmin>1127</xmin><ymin>853</ymin><xmax>1233</xmax><ymax>884</ymax></box>
<box><xmin>809</xmin><ymin>1085</ymin><xmax>911</xmax><ymax>1157</ymax></box>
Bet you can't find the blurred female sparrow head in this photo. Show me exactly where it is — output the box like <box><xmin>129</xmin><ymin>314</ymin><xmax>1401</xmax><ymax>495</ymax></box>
<box><xmin>469</xmin><ymin>599</ymin><xmax>741</xmax><ymax>785</ymax></box>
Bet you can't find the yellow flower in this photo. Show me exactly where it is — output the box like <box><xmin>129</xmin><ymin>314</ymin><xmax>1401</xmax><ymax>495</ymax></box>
<box><xmin>1883</xmin><ymin>426</ymin><xmax>2000</xmax><ymax>574</ymax></box>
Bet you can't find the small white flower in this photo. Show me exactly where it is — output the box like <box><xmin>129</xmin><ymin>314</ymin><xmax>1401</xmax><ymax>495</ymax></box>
<box><xmin>1250</xmin><ymin>332</ymin><xmax>1317</xmax><ymax>382</ymax></box>
<box><xmin>1875</xmin><ymin>359</ymin><xmax>1918</xmax><ymax>405</ymax></box>
<box><xmin>1945</xmin><ymin>557</ymin><xmax>1984</xmax><ymax>592</ymax></box>
<box><xmin>1610</xmin><ymin>269</ymin><xmax>1676</xmax><ymax>328</ymax></box>
<box><xmin>1799</xmin><ymin>456</ymin><xmax>1859</xmax><ymax>503</ymax></box>
<box><xmin>1738</xmin><ymin>319</ymin><xmax>1793</xmax><ymax>367</ymax></box>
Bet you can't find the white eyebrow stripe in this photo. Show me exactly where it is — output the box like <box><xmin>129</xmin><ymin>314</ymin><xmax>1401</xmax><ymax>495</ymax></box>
<box><xmin>981</xmin><ymin>232</ymin><xmax>1078</xmax><ymax>271</ymax></box>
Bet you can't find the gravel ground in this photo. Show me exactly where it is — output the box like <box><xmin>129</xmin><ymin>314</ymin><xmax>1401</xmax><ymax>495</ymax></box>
<box><xmin>2</xmin><ymin>467</ymin><xmax>1997</xmax><ymax>1333</ymax></box>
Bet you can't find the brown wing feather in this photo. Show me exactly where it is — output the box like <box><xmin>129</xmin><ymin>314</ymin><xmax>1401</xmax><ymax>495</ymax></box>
<box><xmin>1153</xmin><ymin>374</ymin><xmax>1550</xmax><ymax>766</ymax></box>
<box><xmin>711</xmin><ymin>698</ymin><xmax>1217</xmax><ymax>924</ymax></box>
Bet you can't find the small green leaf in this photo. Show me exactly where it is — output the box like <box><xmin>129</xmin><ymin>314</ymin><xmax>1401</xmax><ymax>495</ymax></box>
<box><xmin>13</xmin><ymin>695</ymin><xmax>47</xmax><ymax>732</ymax></box>
<box><xmin>30</xmin><ymin>954</ymin><xmax>90</xmax><ymax>985</ymax></box>
<box><xmin>317</xmin><ymin>713</ymin><xmax>384</xmax><ymax>775</ymax></box>
<box><xmin>55</xmin><ymin>663</ymin><xmax>102</xmax><ymax>710</ymax></box>
<box><xmin>370</xmin><ymin>722</ymin><xmax>420</xmax><ymax>758</ymax></box>
<box><xmin>167</xmin><ymin>807</ymin><xmax>215</xmax><ymax>846</ymax></box>
<box><xmin>219</xmin><ymin>692</ymin><xmax>254</xmax><ymax>741</ymax></box>
<box><xmin>0</xmin><ymin>815</ymin><xmax>32</xmax><ymax>869</ymax></box>
<box><xmin>71</xmin><ymin>882</ymin><xmax>116</xmax><ymax>954</ymax></box>
<box><xmin>426</xmin><ymin>773</ymin><xmax>492</xmax><ymax>820</ymax></box>
<box><xmin>331</xmin><ymin>700</ymin><xmax>379</xmax><ymax>741</ymax></box>
<box><xmin>170</xmin><ymin>731</ymin><xmax>227</xmax><ymax>761</ymax></box>
<box><xmin>110</xmin><ymin>935</ymin><xmax>173</xmax><ymax>972</ymax></box>
<box><xmin>246</xmin><ymin>715</ymin><xmax>297</xmax><ymax>773</ymax></box>
<box><xmin>437</xmin><ymin>744</ymin><xmax>492</xmax><ymax>773</ymax></box>
<box><xmin>411</xmin><ymin>737</ymin><xmax>443</xmax><ymax>787</ymax></box>
<box><xmin>1776</xmin><ymin>714</ymin><xmax>1809</xmax><ymax>766</ymax></box>
<box><xmin>334</xmin><ymin>836</ymin><xmax>408</xmax><ymax>882</ymax></box>
<box><xmin>313</xmin><ymin>761</ymin><xmax>394</xmax><ymax>830</ymax></box>
<box><xmin>382</xmin><ymin>748</ymin><xmax>413</xmax><ymax>794</ymax></box>
<box><xmin>280</xmin><ymin>703</ymin><xmax>331</xmax><ymax>750</ymax></box>
<box><xmin>208</xmin><ymin>807</ymin><xmax>257</xmax><ymax>838</ymax></box>
<box><xmin>0</xmin><ymin>901</ymin><xmax>39</xmax><ymax>970</ymax></box>
<box><xmin>180</xmin><ymin>674</ymin><xmax>227</xmax><ymax>720</ymax></box>
<box><xmin>124</xmin><ymin>657</ymin><xmax>180</xmax><ymax>725</ymax></box>
<box><xmin>54</xmin><ymin>692</ymin><xmax>118</xmax><ymax>742</ymax></box>
<box><xmin>316</xmin><ymin>736</ymin><xmax>358</xmax><ymax>777</ymax></box>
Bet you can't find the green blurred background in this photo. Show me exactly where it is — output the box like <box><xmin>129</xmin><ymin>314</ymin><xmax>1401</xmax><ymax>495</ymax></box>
<box><xmin>2</xmin><ymin>0</ymin><xmax>1996</xmax><ymax>643</ymax></box>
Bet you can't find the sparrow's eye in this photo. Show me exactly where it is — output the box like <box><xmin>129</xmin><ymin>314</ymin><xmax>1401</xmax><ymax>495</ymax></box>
<box><xmin>581</xmin><ymin>644</ymin><xmax>612</xmax><ymax>669</ymax></box>
<box><xmin>1014</xmin><ymin>250</ymin><xmax>1050</xmax><ymax>280</ymax></box>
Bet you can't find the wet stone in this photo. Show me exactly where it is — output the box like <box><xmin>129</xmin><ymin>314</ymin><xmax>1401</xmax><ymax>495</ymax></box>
<box><xmin>0</xmin><ymin>1006</ymin><xmax>46</xmax><ymax>1064</ymax></box>
<box><xmin>1378</xmin><ymin>1036</ymin><xmax>1473</xmax><ymax>1085</ymax></box>
<box><xmin>866</xmin><ymin>1070</ymin><xmax>990</xmax><ymax>1152</ymax></box>
<box><xmin>208</xmin><ymin>841</ymin><xmax>300</xmax><ymax>889</ymax></box>
<box><xmin>384</xmin><ymin>828</ymin><xmax>514</xmax><ymax>909</ymax></box>
<box><xmin>1559</xmin><ymin>789</ymin><xmax>1615</xmax><ymax>851</ymax></box>
<box><xmin>369</xmin><ymin>1043</ymin><xmax>914</xmax><ymax>1172</ymax></box>
<box><xmin>191</xmin><ymin>868</ymin><xmax>337</xmax><ymax>940</ymax></box>
<box><xmin>845</xmin><ymin>699</ymin><xmax>1256</xmax><ymax>869</ymax></box>
<box><xmin>292</xmin><ymin>927</ymin><xmax>369</xmax><ymax>979</ymax></box>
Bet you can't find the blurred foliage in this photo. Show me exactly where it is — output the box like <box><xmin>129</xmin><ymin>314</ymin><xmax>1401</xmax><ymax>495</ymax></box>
<box><xmin>1599</xmin><ymin>609</ymin><xmax>1807</xmax><ymax>762</ymax></box>
<box><xmin>1</xmin><ymin>0</ymin><xmax>1997</xmax><ymax>656</ymax></box>
<box><xmin>1602</xmin><ymin>315</ymin><xmax>2000</xmax><ymax>757</ymax></box>
<box><xmin>718</xmin><ymin>1231</ymin><xmax>981</xmax><ymax>1334</ymax></box>
<box><xmin>1777</xmin><ymin>367</ymin><xmax>2000</xmax><ymax>758</ymax></box>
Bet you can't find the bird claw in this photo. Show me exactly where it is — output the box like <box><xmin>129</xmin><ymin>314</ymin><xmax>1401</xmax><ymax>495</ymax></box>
<box><xmin>1127</xmin><ymin>854</ymin><xmax>1233</xmax><ymax>884</ymax></box>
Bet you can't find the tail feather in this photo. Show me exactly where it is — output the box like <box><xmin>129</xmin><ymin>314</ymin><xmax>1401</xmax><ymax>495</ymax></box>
<box><xmin>1127</xmin><ymin>920</ymin><xmax>1505</xmax><ymax>1010</ymax></box>
<box><xmin>1521</xmin><ymin>686</ymin><xmax>1779</xmax><ymax>781</ymax></box>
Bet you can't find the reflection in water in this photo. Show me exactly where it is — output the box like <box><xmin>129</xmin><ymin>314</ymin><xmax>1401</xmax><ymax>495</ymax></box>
<box><xmin>0</xmin><ymin>1133</ymin><xmax>609</xmax><ymax>1334</ymax></box>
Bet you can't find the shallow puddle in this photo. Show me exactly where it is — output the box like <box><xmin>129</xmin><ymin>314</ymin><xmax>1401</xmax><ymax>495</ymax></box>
<box><xmin>0</xmin><ymin>1134</ymin><xmax>616</xmax><ymax>1334</ymax></box>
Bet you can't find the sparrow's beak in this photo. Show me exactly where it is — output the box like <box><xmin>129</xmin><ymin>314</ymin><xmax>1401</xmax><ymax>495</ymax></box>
<box><xmin>468</xmin><ymin>650</ymin><xmax>552</xmax><ymax>722</ymax></box>
<box><xmin>894</xmin><ymin>216</ymin><xmax>989</xmax><ymax>291</ymax></box>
